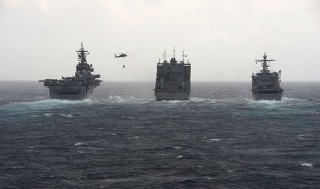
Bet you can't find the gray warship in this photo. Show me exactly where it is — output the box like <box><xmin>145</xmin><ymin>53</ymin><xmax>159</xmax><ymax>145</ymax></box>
<box><xmin>154</xmin><ymin>49</ymin><xmax>191</xmax><ymax>101</ymax></box>
<box><xmin>251</xmin><ymin>52</ymin><xmax>283</xmax><ymax>100</ymax></box>
<box><xmin>39</xmin><ymin>43</ymin><xmax>102</xmax><ymax>100</ymax></box>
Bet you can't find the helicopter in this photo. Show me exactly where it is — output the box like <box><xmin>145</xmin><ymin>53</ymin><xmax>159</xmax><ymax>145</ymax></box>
<box><xmin>114</xmin><ymin>53</ymin><xmax>127</xmax><ymax>58</ymax></box>
<box><xmin>114</xmin><ymin>53</ymin><xmax>128</xmax><ymax>68</ymax></box>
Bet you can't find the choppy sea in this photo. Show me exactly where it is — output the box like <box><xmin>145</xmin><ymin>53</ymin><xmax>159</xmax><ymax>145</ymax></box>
<box><xmin>0</xmin><ymin>81</ymin><xmax>319</xmax><ymax>188</ymax></box>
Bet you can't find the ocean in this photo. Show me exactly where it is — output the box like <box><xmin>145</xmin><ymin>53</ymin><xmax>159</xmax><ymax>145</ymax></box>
<box><xmin>0</xmin><ymin>81</ymin><xmax>319</xmax><ymax>188</ymax></box>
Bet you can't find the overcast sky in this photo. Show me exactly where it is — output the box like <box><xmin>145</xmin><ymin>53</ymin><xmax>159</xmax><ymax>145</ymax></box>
<box><xmin>0</xmin><ymin>0</ymin><xmax>319</xmax><ymax>81</ymax></box>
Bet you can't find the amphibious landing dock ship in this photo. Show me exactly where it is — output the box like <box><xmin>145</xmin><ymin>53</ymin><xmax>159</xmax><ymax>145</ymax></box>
<box><xmin>251</xmin><ymin>52</ymin><xmax>283</xmax><ymax>100</ymax></box>
<box><xmin>154</xmin><ymin>49</ymin><xmax>191</xmax><ymax>101</ymax></box>
<box><xmin>40</xmin><ymin>43</ymin><xmax>102</xmax><ymax>100</ymax></box>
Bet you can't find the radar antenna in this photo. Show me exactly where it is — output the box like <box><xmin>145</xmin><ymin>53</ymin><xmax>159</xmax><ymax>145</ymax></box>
<box><xmin>75</xmin><ymin>42</ymin><xmax>92</xmax><ymax>77</ymax></box>
<box><xmin>182</xmin><ymin>50</ymin><xmax>184</xmax><ymax>62</ymax></box>
<box><xmin>76</xmin><ymin>42</ymin><xmax>89</xmax><ymax>64</ymax></box>
<box><xmin>182</xmin><ymin>50</ymin><xmax>188</xmax><ymax>63</ymax></box>
<box><xmin>163</xmin><ymin>50</ymin><xmax>167</xmax><ymax>61</ymax></box>
<box><xmin>255</xmin><ymin>52</ymin><xmax>275</xmax><ymax>72</ymax></box>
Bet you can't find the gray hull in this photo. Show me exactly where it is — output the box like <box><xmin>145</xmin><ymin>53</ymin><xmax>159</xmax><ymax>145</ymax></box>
<box><xmin>155</xmin><ymin>90</ymin><xmax>190</xmax><ymax>101</ymax></box>
<box><xmin>48</xmin><ymin>86</ymin><xmax>89</xmax><ymax>100</ymax></box>
<box><xmin>154</xmin><ymin>53</ymin><xmax>191</xmax><ymax>101</ymax></box>
<box><xmin>252</xmin><ymin>89</ymin><xmax>283</xmax><ymax>101</ymax></box>
<box><xmin>40</xmin><ymin>43</ymin><xmax>102</xmax><ymax>100</ymax></box>
<box><xmin>251</xmin><ymin>53</ymin><xmax>283</xmax><ymax>101</ymax></box>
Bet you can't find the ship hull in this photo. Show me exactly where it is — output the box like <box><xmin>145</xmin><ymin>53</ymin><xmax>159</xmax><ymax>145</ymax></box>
<box><xmin>154</xmin><ymin>90</ymin><xmax>190</xmax><ymax>101</ymax></box>
<box><xmin>48</xmin><ymin>86</ymin><xmax>89</xmax><ymax>100</ymax></box>
<box><xmin>252</xmin><ymin>89</ymin><xmax>283</xmax><ymax>101</ymax></box>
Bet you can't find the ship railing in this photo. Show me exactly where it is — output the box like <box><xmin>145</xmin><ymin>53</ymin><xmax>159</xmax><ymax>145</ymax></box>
<box><xmin>91</xmin><ymin>74</ymin><xmax>101</xmax><ymax>78</ymax></box>
<box><xmin>154</xmin><ymin>89</ymin><xmax>190</xmax><ymax>92</ymax></box>
<box><xmin>41</xmin><ymin>79</ymin><xmax>88</xmax><ymax>86</ymax></box>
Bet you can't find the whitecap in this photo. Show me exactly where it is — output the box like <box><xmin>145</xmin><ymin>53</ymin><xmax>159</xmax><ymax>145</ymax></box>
<box><xmin>31</xmin><ymin>99</ymin><xmax>91</xmax><ymax>108</ymax></box>
<box><xmin>249</xmin><ymin>99</ymin><xmax>283</xmax><ymax>105</ymax></box>
<box><xmin>189</xmin><ymin>97</ymin><xmax>216</xmax><ymax>103</ymax></box>
<box><xmin>297</xmin><ymin>134</ymin><xmax>313</xmax><ymax>139</ymax></box>
<box><xmin>59</xmin><ymin>113</ymin><xmax>72</xmax><ymax>118</ymax></box>
<box><xmin>176</xmin><ymin>155</ymin><xmax>183</xmax><ymax>159</ymax></box>
<box><xmin>173</xmin><ymin>146</ymin><xmax>183</xmax><ymax>149</ymax></box>
<box><xmin>75</xmin><ymin>142</ymin><xmax>86</xmax><ymax>147</ymax></box>
<box><xmin>121</xmin><ymin>116</ymin><xmax>135</xmax><ymax>120</ymax></box>
<box><xmin>101</xmin><ymin>96</ymin><xmax>151</xmax><ymax>104</ymax></box>
<box><xmin>8</xmin><ymin>99</ymin><xmax>92</xmax><ymax>111</ymax></box>
<box><xmin>108</xmin><ymin>96</ymin><xmax>125</xmax><ymax>103</ymax></box>
<box><xmin>209</xmin><ymin>138</ymin><xmax>220</xmax><ymax>141</ymax></box>
<box><xmin>44</xmin><ymin>113</ymin><xmax>53</xmax><ymax>117</ymax></box>
<box><xmin>297</xmin><ymin>135</ymin><xmax>304</xmax><ymax>139</ymax></box>
<box><xmin>282</xmin><ymin>97</ymin><xmax>307</xmax><ymax>102</ymax></box>
<box><xmin>161</xmin><ymin>100</ymin><xmax>185</xmax><ymax>104</ymax></box>
<box><xmin>301</xmin><ymin>163</ymin><xmax>313</xmax><ymax>167</ymax></box>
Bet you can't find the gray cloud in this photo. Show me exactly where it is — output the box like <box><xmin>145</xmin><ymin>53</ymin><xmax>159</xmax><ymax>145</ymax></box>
<box><xmin>0</xmin><ymin>0</ymin><xmax>319</xmax><ymax>81</ymax></box>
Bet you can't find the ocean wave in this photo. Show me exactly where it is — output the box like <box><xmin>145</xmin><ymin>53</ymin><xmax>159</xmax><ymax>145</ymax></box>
<box><xmin>247</xmin><ymin>99</ymin><xmax>284</xmax><ymax>105</ymax></box>
<box><xmin>0</xmin><ymin>99</ymin><xmax>93</xmax><ymax>118</ymax></box>
<box><xmin>59</xmin><ymin>113</ymin><xmax>73</xmax><ymax>118</ymax></box>
<box><xmin>95</xmin><ymin>96</ymin><xmax>152</xmax><ymax>104</ymax></box>
<box><xmin>189</xmin><ymin>97</ymin><xmax>216</xmax><ymax>103</ymax></box>
<box><xmin>27</xmin><ymin>99</ymin><xmax>93</xmax><ymax>109</ymax></box>
<box><xmin>44</xmin><ymin>113</ymin><xmax>54</xmax><ymax>117</ymax></box>
<box><xmin>282</xmin><ymin>97</ymin><xmax>308</xmax><ymax>102</ymax></box>
<box><xmin>209</xmin><ymin>138</ymin><xmax>220</xmax><ymax>142</ymax></box>
<box><xmin>301</xmin><ymin>163</ymin><xmax>313</xmax><ymax>167</ymax></box>
<box><xmin>1</xmin><ymin>99</ymin><xmax>92</xmax><ymax>111</ymax></box>
<box><xmin>75</xmin><ymin>142</ymin><xmax>86</xmax><ymax>147</ymax></box>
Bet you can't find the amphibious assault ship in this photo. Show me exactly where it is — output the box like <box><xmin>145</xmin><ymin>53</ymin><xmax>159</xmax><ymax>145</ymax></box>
<box><xmin>154</xmin><ymin>49</ymin><xmax>191</xmax><ymax>100</ymax></box>
<box><xmin>39</xmin><ymin>43</ymin><xmax>102</xmax><ymax>100</ymax></box>
<box><xmin>251</xmin><ymin>52</ymin><xmax>283</xmax><ymax>100</ymax></box>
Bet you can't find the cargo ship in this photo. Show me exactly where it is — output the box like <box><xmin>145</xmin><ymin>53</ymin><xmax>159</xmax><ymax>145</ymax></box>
<box><xmin>154</xmin><ymin>49</ymin><xmax>191</xmax><ymax>100</ymax></box>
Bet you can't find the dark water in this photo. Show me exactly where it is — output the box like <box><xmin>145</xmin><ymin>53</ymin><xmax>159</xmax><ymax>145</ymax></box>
<box><xmin>0</xmin><ymin>81</ymin><xmax>320</xmax><ymax>188</ymax></box>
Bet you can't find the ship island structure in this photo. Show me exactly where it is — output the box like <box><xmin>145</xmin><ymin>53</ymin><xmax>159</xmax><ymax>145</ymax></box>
<box><xmin>251</xmin><ymin>52</ymin><xmax>283</xmax><ymax>101</ymax></box>
<box><xmin>39</xmin><ymin>43</ymin><xmax>102</xmax><ymax>100</ymax></box>
<box><xmin>154</xmin><ymin>49</ymin><xmax>191</xmax><ymax>101</ymax></box>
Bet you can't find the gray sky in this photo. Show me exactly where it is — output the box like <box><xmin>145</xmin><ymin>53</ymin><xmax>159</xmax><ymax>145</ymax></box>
<box><xmin>0</xmin><ymin>0</ymin><xmax>319</xmax><ymax>81</ymax></box>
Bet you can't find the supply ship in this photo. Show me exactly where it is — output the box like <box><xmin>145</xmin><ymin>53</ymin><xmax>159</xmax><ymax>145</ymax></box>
<box><xmin>251</xmin><ymin>52</ymin><xmax>283</xmax><ymax>100</ymax></box>
<box><xmin>39</xmin><ymin>43</ymin><xmax>102</xmax><ymax>100</ymax></box>
<box><xmin>154</xmin><ymin>49</ymin><xmax>191</xmax><ymax>100</ymax></box>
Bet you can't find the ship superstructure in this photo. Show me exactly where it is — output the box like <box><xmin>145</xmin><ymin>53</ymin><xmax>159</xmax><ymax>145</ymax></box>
<box><xmin>251</xmin><ymin>52</ymin><xmax>283</xmax><ymax>100</ymax></box>
<box><xmin>40</xmin><ymin>43</ymin><xmax>102</xmax><ymax>100</ymax></box>
<box><xmin>154</xmin><ymin>49</ymin><xmax>191</xmax><ymax>100</ymax></box>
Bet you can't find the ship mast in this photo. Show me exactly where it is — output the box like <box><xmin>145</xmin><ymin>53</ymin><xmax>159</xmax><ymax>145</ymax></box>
<box><xmin>173</xmin><ymin>47</ymin><xmax>175</xmax><ymax>59</ymax></box>
<box><xmin>77</xmin><ymin>42</ymin><xmax>89</xmax><ymax>65</ymax></box>
<box><xmin>182</xmin><ymin>50</ymin><xmax>185</xmax><ymax>62</ymax></box>
<box><xmin>75</xmin><ymin>42</ymin><xmax>92</xmax><ymax>78</ymax></box>
<box><xmin>255</xmin><ymin>52</ymin><xmax>275</xmax><ymax>73</ymax></box>
<box><xmin>182</xmin><ymin>50</ymin><xmax>188</xmax><ymax>63</ymax></box>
